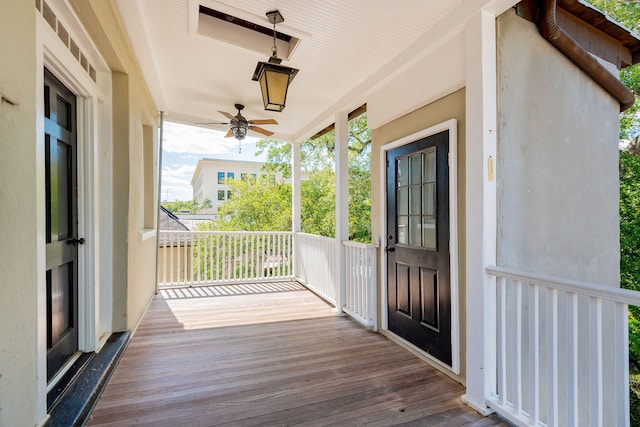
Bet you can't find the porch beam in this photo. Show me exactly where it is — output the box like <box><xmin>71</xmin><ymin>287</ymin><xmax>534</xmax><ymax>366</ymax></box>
<box><xmin>334</xmin><ymin>111</ymin><xmax>349</xmax><ymax>313</ymax></box>
<box><xmin>462</xmin><ymin>9</ymin><xmax>498</xmax><ymax>416</ymax></box>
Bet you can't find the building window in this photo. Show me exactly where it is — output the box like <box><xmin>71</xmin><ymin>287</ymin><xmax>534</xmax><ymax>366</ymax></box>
<box><xmin>227</xmin><ymin>190</ymin><xmax>232</xmax><ymax>199</ymax></box>
<box><xmin>227</xmin><ymin>172</ymin><xmax>234</xmax><ymax>180</ymax></box>
<box><xmin>241</xmin><ymin>173</ymin><xmax>247</xmax><ymax>180</ymax></box>
<box><xmin>218</xmin><ymin>190</ymin><xmax>225</xmax><ymax>200</ymax></box>
<box><xmin>218</xmin><ymin>171</ymin><xmax>224</xmax><ymax>184</ymax></box>
<box><xmin>252</xmin><ymin>173</ymin><xmax>257</xmax><ymax>180</ymax></box>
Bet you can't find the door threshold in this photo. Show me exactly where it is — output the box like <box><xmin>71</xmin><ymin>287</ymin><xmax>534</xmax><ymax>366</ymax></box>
<box><xmin>46</xmin><ymin>331</ymin><xmax>130</xmax><ymax>426</ymax></box>
<box><xmin>46</xmin><ymin>351</ymin><xmax>84</xmax><ymax>393</ymax></box>
<box><xmin>379</xmin><ymin>329</ymin><xmax>463</xmax><ymax>385</ymax></box>
<box><xmin>47</xmin><ymin>351</ymin><xmax>93</xmax><ymax>409</ymax></box>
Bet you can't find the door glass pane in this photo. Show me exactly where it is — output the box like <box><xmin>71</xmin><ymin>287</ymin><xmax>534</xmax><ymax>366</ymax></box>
<box><xmin>397</xmin><ymin>187</ymin><xmax>408</xmax><ymax>216</ymax></box>
<box><xmin>56</xmin><ymin>95</ymin><xmax>71</xmax><ymax>130</ymax></box>
<box><xmin>398</xmin><ymin>158</ymin><xmax>408</xmax><ymax>187</ymax></box>
<box><xmin>398</xmin><ymin>216</ymin><xmax>408</xmax><ymax>244</ymax></box>
<box><xmin>410</xmin><ymin>155</ymin><xmax>422</xmax><ymax>185</ymax></box>
<box><xmin>409</xmin><ymin>216</ymin><xmax>421</xmax><ymax>246</ymax></box>
<box><xmin>395</xmin><ymin>148</ymin><xmax>439</xmax><ymax>249</ymax></box>
<box><xmin>422</xmin><ymin>183</ymin><xmax>435</xmax><ymax>216</ymax></box>
<box><xmin>423</xmin><ymin>149</ymin><xmax>435</xmax><ymax>181</ymax></box>
<box><xmin>409</xmin><ymin>186</ymin><xmax>421</xmax><ymax>215</ymax></box>
<box><xmin>57</xmin><ymin>141</ymin><xmax>70</xmax><ymax>240</ymax></box>
<box><xmin>422</xmin><ymin>217</ymin><xmax>436</xmax><ymax>249</ymax></box>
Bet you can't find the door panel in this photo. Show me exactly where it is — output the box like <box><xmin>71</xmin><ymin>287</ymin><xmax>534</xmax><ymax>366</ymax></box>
<box><xmin>396</xmin><ymin>263</ymin><xmax>411</xmax><ymax>317</ymax></box>
<box><xmin>420</xmin><ymin>268</ymin><xmax>438</xmax><ymax>330</ymax></box>
<box><xmin>44</xmin><ymin>69</ymin><xmax>79</xmax><ymax>382</ymax></box>
<box><xmin>387</xmin><ymin>130</ymin><xmax>451</xmax><ymax>366</ymax></box>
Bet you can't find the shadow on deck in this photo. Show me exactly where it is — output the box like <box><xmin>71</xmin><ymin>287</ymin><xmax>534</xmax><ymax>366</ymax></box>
<box><xmin>87</xmin><ymin>282</ymin><xmax>510</xmax><ymax>426</ymax></box>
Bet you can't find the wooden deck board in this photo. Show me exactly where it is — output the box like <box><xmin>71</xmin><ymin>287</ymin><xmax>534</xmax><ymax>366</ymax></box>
<box><xmin>88</xmin><ymin>282</ymin><xmax>510</xmax><ymax>426</ymax></box>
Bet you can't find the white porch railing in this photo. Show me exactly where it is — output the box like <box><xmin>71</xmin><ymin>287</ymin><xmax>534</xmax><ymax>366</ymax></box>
<box><xmin>158</xmin><ymin>231</ymin><xmax>380</xmax><ymax>331</ymax></box>
<box><xmin>486</xmin><ymin>266</ymin><xmax>640</xmax><ymax>427</ymax></box>
<box><xmin>343</xmin><ymin>240</ymin><xmax>377</xmax><ymax>330</ymax></box>
<box><xmin>158</xmin><ymin>231</ymin><xmax>293</xmax><ymax>287</ymax></box>
<box><xmin>294</xmin><ymin>233</ymin><xmax>337</xmax><ymax>305</ymax></box>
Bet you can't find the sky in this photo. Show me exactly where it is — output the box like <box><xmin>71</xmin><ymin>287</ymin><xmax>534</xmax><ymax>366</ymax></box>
<box><xmin>161</xmin><ymin>121</ymin><xmax>268</xmax><ymax>201</ymax></box>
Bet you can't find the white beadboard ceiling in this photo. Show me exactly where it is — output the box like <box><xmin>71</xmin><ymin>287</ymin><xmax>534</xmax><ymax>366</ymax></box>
<box><xmin>114</xmin><ymin>0</ymin><xmax>467</xmax><ymax>142</ymax></box>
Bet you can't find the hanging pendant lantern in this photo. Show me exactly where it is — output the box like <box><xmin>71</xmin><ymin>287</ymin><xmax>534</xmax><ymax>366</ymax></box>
<box><xmin>251</xmin><ymin>10</ymin><xmax>298</xmax><ymax>112</ymax></box>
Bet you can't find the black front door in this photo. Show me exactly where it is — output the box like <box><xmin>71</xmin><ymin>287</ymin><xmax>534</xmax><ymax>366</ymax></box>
<box><xmin>386</xmin><ymin>130</ymin><xmax>451</xmax><ymax>366</ymax></box>
<box><xmin>44</xmin><ymin>69</ymin><xmax>79</xmax><ymax>381</ymax></box>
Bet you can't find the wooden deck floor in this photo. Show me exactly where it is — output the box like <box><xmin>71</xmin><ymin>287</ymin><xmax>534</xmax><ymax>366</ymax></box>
<box><xmin>88</xmin><ymin>282</ymin><xmax>510</xmax><ymax>426</ymax></box>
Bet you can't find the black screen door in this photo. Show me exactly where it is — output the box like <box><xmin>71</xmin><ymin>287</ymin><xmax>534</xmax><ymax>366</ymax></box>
<box><xmin>386</xmin><ymin>130</ymin><xmax>452</xmax><ymax>366</ymax></box>
<box><xmin>44</xmin><ymin>69</ymin><xmax>79</xmax><ymax>381</ymax></box>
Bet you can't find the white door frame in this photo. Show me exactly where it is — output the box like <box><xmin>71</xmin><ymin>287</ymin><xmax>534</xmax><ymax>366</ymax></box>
<box><xmin>379</xmin><ymin>118</ymin><xmax>460</xmax><ymax>375</ymax></box>
<box><xmin>35</xmin><ymin>2</ymin><xmax>110</xmax><ymax>419</ymax></box>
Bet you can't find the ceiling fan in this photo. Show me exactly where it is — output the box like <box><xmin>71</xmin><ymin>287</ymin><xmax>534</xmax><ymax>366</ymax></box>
<box><xmin>199</xmin><ymin>103</ymin><xmax>278</xmax><ymax>141</ymax></box>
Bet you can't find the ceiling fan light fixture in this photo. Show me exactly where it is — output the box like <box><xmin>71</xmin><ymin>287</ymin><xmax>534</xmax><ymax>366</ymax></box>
<box><xmin>252</xmin><ymin>10</ymin><xmax>298</xmax><ymax>112</ymax></box>
<box><xmin>231</xmin><ymin>121</ymin><xmax>248</xmax><ymax>140</ymax></box>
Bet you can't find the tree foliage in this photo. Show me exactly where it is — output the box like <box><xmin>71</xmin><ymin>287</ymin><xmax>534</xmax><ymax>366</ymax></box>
<box><xmin>200</xmin><ymin>175</ymin><xmax>292</xmax><ymax>232</ymax></box>
<box><xmin>620</xmin><ymin>150</ymin><xmax>640</xmax><ymax>425</ymax></box>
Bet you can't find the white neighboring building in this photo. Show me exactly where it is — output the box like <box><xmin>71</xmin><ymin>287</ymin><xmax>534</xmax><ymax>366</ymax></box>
<box><xmin>191</xmin><ymin>158</ymin><xmax>274</xmax><ymax>214</ymax></box>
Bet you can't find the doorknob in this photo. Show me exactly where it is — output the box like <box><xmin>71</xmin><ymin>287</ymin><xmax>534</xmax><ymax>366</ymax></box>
<box><xmin>385</xmin><ymin>247</ymin><xmax>395</xmax><ymax>253</ymax></box>
<box><xmin>67</xmin><ymin>237</ymin><xmax>85</xmax><ymax>246</ymax></box>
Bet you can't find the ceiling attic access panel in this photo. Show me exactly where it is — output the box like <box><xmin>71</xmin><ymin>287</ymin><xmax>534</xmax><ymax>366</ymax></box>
<box><xmin>193</xmin><ymin>3</ymin><xmax>301</xmax><ymax>61</ymax></box>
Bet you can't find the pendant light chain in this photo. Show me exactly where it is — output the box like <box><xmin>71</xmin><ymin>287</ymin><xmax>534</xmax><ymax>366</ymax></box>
<box><xmin>271</xmin><ymin>21</ymin><xmax>278</xmax><ymax>58</ymax></box>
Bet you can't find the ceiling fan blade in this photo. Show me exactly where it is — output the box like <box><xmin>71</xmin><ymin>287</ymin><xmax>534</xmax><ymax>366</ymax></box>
<box><xmin>250</xmin><ymin>126</ymin><xmax>274</xmax><ymax>137</ymax></box>
<box><xmin>248</xmin><ymin>119</ymin><xmax>278</xmax><ymax>125</ymax></box>
<box><xmin>195</xmin><ymin>122</ymin><xmax>228</xmax><ymax>125</ymax></box>
<box><xmin>218</xmin><ymin>111</ymin><xmax>236</xmax><ymax>120</ymax></box>
<box><xmin>224</xmin><ymin>129</ymin><xmax>234</xmax><ymax>138</ymax></box>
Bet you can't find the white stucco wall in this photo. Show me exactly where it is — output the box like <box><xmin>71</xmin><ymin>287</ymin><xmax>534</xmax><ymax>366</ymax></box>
<box><xmin>0</xmin><ymin>3</ymin><xmax>39</xmax><ymax>425</ymax></box>
<box><xmin>496</xmin><ymin>9</ymin><xmax>621</xmax><ymax>424</ymax></box>
<box><xmin>496</xmin><ymin>9</ymin><xmax>620</xmax><ymax>285</ymax></box>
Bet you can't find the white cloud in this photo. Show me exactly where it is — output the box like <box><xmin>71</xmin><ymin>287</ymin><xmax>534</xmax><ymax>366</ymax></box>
<box><xmin>161</xmin><ymin>163</ymin><xmax>196</xmax><ymax>201</ymax></box>
<box><xmin>163</xmin><ymin>121</ymin><xmax>258</xmax><ymax>156</ymax></box>
<box><xmin>163</xmin><ymin>164</ymin><xmax>194</xmax><ymax>184</ymax></box>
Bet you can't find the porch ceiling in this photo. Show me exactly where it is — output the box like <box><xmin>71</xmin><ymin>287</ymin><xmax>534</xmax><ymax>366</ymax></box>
<box><xmin>113</xmin><ymin>0</ymin><xmax>468</xmax><ymax>142</ymax></box>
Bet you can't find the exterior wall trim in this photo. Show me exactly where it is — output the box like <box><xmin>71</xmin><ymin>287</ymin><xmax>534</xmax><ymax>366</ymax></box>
<box><xmin>461</xmin><ymin>10</ymin><xmax>498</xmax><ymax>415</ymax></box>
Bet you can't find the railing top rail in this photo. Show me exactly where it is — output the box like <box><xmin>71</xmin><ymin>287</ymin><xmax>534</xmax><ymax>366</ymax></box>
<box><xmin>342</xmin><ymin>240</ymin><xmax>377</xmax><ymax>249</ymax></box>
<box><xmin>159</xmin><ymin>230</ymin><xmax>294</xmax><ymax>236</ymax></box>
<box><xmin>486</xmin><ymin>265</ymin><xmax>640</xmax><ymax>306</ymax></box>
<box><xmin>295</xmin><ymin>232</ymin><xmax>337</xmax><ymax>243</ymax></box>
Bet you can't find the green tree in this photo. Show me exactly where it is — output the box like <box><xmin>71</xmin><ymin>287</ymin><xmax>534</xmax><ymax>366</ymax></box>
<box><xmin>201</xmin><ymin>175</ymin><xmax>291</xmax><ymax>232</ymax></box>
<box><xmin>620</xmin><ymin>127</ymin><xmax>640</xmax><ymax>427</ymax></box>
<box><xmin>301</xmin><ymin>168</ymin><xmax>336</xmax><ymax>237</ymax></box>
<box><xmin>620</xmin><ymin>151</ymin><xmax>640</xmax><ymax>348</ymax></box>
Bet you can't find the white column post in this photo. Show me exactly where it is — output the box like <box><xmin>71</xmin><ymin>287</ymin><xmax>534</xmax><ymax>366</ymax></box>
<box><xmin>334</xmin><ymin>111</ymin><xmax>349</xmax><ymax>314</ymax></box>
<box><xmin>462</xmin><ymin>10</ymin><xmax>498</xmax><ymax>416</ymax></box>
<box><xmin>292</xmin><ymin>141</ymin><xmax>301</xmax><ymax>279</ymax></box>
